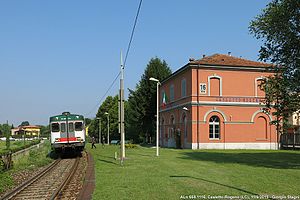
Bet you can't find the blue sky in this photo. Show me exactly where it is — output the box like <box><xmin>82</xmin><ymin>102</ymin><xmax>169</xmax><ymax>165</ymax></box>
<box><xmin>0</xmin><ymin>0</ymin><xmax>271</xmax><ymax>126</ymax></box>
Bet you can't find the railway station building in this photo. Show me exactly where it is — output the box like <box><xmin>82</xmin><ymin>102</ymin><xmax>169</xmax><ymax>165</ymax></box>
<box><xmin>159</xmin><ymin>53</ymin><xmax>277</xmax><ymax>149</ymax></box>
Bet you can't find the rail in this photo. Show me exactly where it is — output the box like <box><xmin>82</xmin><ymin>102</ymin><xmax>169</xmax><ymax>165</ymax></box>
<box><xmin>0</xmin><ymin>152</ymin><xmax>82</xmax><ymax>200</ymax></box>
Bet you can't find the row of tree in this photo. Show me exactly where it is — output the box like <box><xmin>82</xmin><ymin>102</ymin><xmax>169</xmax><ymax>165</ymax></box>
<box><xmin>87</xmin><ymin>58</ymin><xmax>172</xmax><ymax>143</ymax></box>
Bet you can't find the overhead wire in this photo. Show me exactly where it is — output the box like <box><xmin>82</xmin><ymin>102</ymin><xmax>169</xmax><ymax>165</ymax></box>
<box><xmin>124</xmin><ymin>0</ymin><xmax>143</xmax><ymax>68</ymax></box>
<box><xmin>85</xmin><ymin>0</ymin><xmax>143</xmax><ymax>118</ymax></box>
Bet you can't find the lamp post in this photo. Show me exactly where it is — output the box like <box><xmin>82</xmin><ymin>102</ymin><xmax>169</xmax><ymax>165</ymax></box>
<box><xmin>104</xmin><ymin>112</ymin><xmax>110</xmax><ymax>145</ymax></box>
<box><xmin>149</xmin><ymin>77</ymin><xmax>160</xmax><ymax>156</ymax></box>
<box><xmin>96</xmin><ymin>117</ymin><xmax>101</xmax><ymax>144</ymax></box>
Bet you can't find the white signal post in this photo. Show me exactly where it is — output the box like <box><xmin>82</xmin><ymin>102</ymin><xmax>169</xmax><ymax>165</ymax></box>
<box><xmin>149</xmin><ymin>77</ymin><xmax>160</xmax><ymax>156</ymax></box>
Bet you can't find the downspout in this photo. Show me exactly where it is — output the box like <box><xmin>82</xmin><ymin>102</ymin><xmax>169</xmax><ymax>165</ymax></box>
<box><xmin>197</xmin><ymin>65</ymin><xmax>200</xmax><ymax>149</ymax></box>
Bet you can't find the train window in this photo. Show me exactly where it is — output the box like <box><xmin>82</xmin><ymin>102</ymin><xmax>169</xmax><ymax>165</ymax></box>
<box><xmin>69</xmin><ymin>122</ymin><xmax>74</xmax><ymax>132</ymax></box>
<box><xmin>51</xmin><ymin>123</ymin><xmax>59</xmax><ymax>132</ymax></box>
<box><xmin>61</xmin><ymin>123</ymin><xmax>66</xmax><ymax>133</ymax></box>
<box><xmin>75</xmin><ymin>122</ymin><xmax>83</xmax><ymax>131</ymax></box>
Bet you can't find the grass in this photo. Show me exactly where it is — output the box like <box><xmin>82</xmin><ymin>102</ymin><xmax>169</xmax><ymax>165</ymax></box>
<box><xmin>0</xmin><ymin>140</ymin><xmax>53</xmax><ymax>194</ymax></box>
<box><xmin>87</xmin><ymin>144</ymin><xmax>300</xmax><ymax>200</ymax></box>
<box><xmin>0</xmin><ymin>140</ymin><xmax>38</xmax><ymax>154</ymax></box>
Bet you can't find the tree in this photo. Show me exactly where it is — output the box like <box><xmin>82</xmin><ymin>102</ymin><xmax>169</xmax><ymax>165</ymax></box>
<box><xmin>40</xmin><ymin>125</ymin><xmax>50</xmax><ymax>138</ymax></box>
<box><xmin>127</xmin><ymin>57</ymin><xmax>172</xmax><ymax>143</ymax></box>
<box><xmin>20</xmin><ymin>121</ymin><xmax>30</xmax><ymax>126</ymax></box>
<box><xmin>84</xmin><ymin>118</ymin><xmax>92</xmax><ymax>126</ymax></box>
<box><xmin>249</xmin><ymin>0</ymin><xmax>300</xmax><ymax>135</ymax></box>
<box><xmin>88</xmin><ymin>95</ymin><xmax>119</xmax><ymax>142</ymax></box>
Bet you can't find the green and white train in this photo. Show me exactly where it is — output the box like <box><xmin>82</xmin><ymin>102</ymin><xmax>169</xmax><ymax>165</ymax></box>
<box><xmin>50</xmin><ymin>112</ymin><xmax>86</xmax><ymax>152</ymax></box>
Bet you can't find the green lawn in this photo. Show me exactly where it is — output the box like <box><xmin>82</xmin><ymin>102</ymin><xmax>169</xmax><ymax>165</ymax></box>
<box><xmin>0</xmin><ymin>140</ymin><xmax>36</xmax><ymax>154</ymax></box>
<box><xmin>88</xmin><ymin>144</ymin><xmax>300</xmax><ymax>200</ymax></box>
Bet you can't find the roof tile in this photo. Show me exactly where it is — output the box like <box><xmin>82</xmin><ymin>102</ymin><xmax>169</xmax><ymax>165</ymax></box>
<box><xmin>190</xmin><ymin>54</ymin><xmax>271</xmax><ymax>67</ymax></box>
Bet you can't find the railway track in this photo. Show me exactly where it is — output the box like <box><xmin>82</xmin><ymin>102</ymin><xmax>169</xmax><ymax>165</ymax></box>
<box><xmin>0</xmin><ymin>152</ymin><xmax>86</xmax><ymax>200</ymax></box>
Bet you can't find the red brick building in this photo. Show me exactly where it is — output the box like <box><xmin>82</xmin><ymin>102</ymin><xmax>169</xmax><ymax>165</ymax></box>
<box><xmin>159</xmin><ymin>53</ymin><xmax>277</xmax><ymax>149</ymax></box>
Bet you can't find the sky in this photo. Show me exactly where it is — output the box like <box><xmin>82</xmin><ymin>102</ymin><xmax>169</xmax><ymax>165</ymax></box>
<box><xmin>0</xmin><ymin>0</ymin><xmax>271</xmax><ymax>126</ymax></box>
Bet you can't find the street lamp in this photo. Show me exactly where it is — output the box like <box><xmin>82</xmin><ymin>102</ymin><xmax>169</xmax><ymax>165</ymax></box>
<box><xmin>96</xmin><ymin>117</ymin><xmax>101</xmax><ymax>144</ymax></box>
<box><xmin>104</xmin><ymin>112</ymin><xmax>110</xmax><ymax>145</ymax></box>
<box><xmin>149</xmin><ymin>77</ymin><xmax>160</xmax><ymax>156</ymax></box>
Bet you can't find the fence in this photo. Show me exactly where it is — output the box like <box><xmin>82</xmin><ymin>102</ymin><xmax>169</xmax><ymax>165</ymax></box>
<box><xmin>280</xmin><ymin>133</ymin><xmax>300</xmax><ymax>149</ymax></box>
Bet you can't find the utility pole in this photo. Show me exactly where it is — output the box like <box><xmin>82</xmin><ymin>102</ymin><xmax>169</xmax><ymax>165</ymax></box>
<box><xmin>119</xmin><ymin>52</ymin><xmax>125</xmax><ymax>162</ymax></box>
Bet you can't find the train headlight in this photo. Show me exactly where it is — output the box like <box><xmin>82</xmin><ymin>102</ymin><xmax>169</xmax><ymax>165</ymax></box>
<box><xmin>55</xmin><ymin>138</ymin><xmax>60</xmax><ymax>142</ymax></box>
<box><xmin>76</xmin><ymin>137</ymin><xmax>83</xmax><ymax>141</ymax></box>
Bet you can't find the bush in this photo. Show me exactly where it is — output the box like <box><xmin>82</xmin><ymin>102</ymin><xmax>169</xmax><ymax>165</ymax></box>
<box><xmin>125</xmin><ymin>144</ymin><xmax>138</xmax><ymax>149</ymax></box>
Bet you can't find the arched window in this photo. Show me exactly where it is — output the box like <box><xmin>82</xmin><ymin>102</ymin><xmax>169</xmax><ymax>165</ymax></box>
<box><xmin>256</xmin><ymin>116</ymin><xmax>267</xmax><ymax>139</ymax></box>
<box><xmin>209</xmin><ymin>116</ymin><xmax>220</xmax><ymax>139</ymax></box>
<box><xmin>208</xmin><ymin>75</ymin><xmax>222</xmax><ymax>96</ymax></box>
<box><xmin>181</xmin><ymin>79</ymin><xmax>186</xmax><ymax>97</ymax></box>
<box><xmin>256</xmin><ymin>79</ymin><xmax>264</xmax><ymax>97</ymax></box>
<box><xmin>210</xmin><ymin>78</ymin><xmax>220</xmax><ymax>96</ymax></box>
<box><xmin>183</xmin><ymin>115</ymin><xmax>187</xmax><ymax>138</ymax></box>
<box><xmin>161</xmin><ymin>118</ymin><xmax>165</xmax><ymax>145</ymax></box>
<box><xmin>170</xmin><ymin>116</ymin><xmax>175</xmax><ymax>138</ymax></box>
<box><xmin>170</xmin><ymin>84</ymin><xmax>175</xmax><ymax>101</ymax></box>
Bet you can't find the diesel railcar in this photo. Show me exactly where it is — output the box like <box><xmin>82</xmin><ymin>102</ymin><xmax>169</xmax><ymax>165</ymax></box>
<box><xmin>50</xmin><ymin>112</ymin><xmax>86</xmax><ymax>152</ymax></box>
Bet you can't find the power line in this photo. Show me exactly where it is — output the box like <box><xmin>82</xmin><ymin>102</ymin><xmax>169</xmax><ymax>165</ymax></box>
<box><xmin>85</xmin><ymin>71</ymin><xmax>121</xmax><ymax>117</ymax></box>
<box><xmin>124</xmin><ymin>0</ymin><xmax>143</xmax><ymax>68</ymax></box>
<box><xmin>85</xmin><ymin>0</ymin><xmax>143</xmax><ymax>118</ymax></box>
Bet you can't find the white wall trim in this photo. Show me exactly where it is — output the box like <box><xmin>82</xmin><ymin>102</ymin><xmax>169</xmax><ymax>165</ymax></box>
<box><xmin>208</xmin><ymin>75</ymin><xmax>222</xmax><ymax>96</ymax></box>
<box><xmin>191</xmin><ymin>142</ymin><xmax>278</xmax><ymax>150</ymax></box>
<box><xmin>255</xmin><ymin>77</ymin><xmax>264</xmax><ymax>97</ymax></box>
<box><xmin>251</xmin><ymin>110</ymin><xmax>273</xmax><ymax>122</ymax></box>
<box><xmin>203</xmin><ymin>109</ymin><xmax>227</xmax><ymax>122</ymax></box>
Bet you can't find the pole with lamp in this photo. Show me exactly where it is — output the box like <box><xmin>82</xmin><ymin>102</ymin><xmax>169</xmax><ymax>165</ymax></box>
<box><xmin>96</xmin><ymin>117</ymin><xmax>101</xmax><ymax>144</ymax></box>
<box><xmin>104</xmin><ymin>112</ymin><xmax>110</xmax><ymax>145</ymax></box>
<box><xmin>149</xmin><ymin>77</ymin><xmax>160</xmax><ymax>156</ymax></box>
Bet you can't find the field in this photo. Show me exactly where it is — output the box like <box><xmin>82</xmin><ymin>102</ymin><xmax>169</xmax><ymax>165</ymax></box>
<box><xmin>0</xmin><ymin>140</ymin><xmax>36</xmax><ymax>154</ymax></box>
<box><xmin>88</xmin><ymin>144</ymin><xmax>300</xmax><ymax>200</ymax></box>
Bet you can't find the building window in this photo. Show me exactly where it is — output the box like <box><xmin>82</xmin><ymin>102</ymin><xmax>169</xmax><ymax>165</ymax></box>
<box><xmin>181</xmin><ymin>79</ymin><xmax>186</xmax><ymax>97</ymax></box>
<box><xmin>209</xmin><ymin>116</ymin><xmax>220</xmax><ymax>139</ymax></box>
<box><xmin>256</xmin><ymin>78</ymin><xmax>264</xmax><ymax>97</ymax></box>
<box><xmin>210</xmin><ymin>78</ymin><xmax>220</xmax><ymax>96</ymax></box>
<box><xmin>170</xmin><ymin>84</ymin><xmax>175</xmax><ymax>101</ymax></box>
<box><xmin>256</xmin><ymin>116</ymin><xmax>267</xmax><ymax>139</ymax></box>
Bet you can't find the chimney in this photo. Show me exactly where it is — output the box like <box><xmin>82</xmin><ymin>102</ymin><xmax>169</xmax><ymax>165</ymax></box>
<box><xmin>228</xmin><ymin>52</ymin><xmax>232</xmax><ymax>56</ymax></box>
<box><xmin>202</xmin><ymin>54</ymin><xmax>206</xmax><ymax>58</ymax></box>
<box><xmin>189</xmin><ymin>58</ymin><xmax>195</xmax><ymax>62</ymax></box>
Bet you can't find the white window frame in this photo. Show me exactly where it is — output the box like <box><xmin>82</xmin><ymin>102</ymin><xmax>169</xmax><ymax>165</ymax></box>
<box><xmin>255</xmin><ymin>77</ymin><xmax>264</xmax><ymax>97</ymax></box>
<box><xmin>209</xmin><ymin>116</ymin><xmax>220</xmax><ymax>140</ymax></box>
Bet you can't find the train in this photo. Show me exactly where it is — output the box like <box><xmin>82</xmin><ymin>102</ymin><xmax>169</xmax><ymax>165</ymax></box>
<box><xmin>50</xmin><ymin>112</ymin><xmax>86</xmax><ymax>152</ymax></box>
